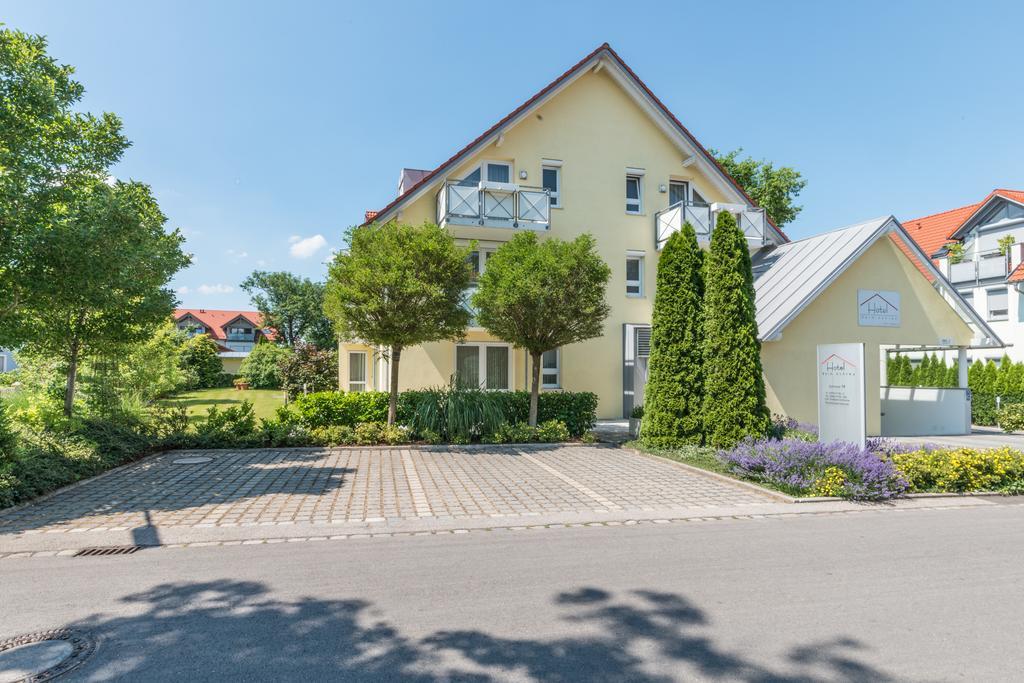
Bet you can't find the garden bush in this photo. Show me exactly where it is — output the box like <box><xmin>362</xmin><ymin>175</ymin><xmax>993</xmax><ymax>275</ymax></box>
<box><xmin>405</xmin><ymin>383</ymin><xmax>506</xmax><ymax>443</ymax></box>
<box><xmin>997</xmin><ymin>403</ymin><xmax>1024</xmax><ymax>432</ymax></box>
<box><xmin>291</xmin><ymin>391</ymin><xmax>389</xmax><ymax>429</ymax></box>
<box><xmin>486</xmin><ymin>419</ymin><xmax>571</xmax><ymax>444</ymax></box>
<box><xmin>892</xmin><ymin>447</ymin><xmax>1024</xmax><ymax>493</ymax></box>
<box><xmin>239</xmin><ymin>343</ymin><xmax>292</xmax><ymax>389</ymax></box>
<box><xmin>178</xmin><ymin>334</ymin><xmax>224</xmax><ymax>389</ymax></box>
<box><xmin>192</xmin><ymin>402</ymin><xmax>261</xmax><ymax>449</ymax></box>
<box><xmin>719</xmin><ymin>437</ymin><xmax>908</xmax><ymax>500</ymax></box>
<box><xmin>278</xmin><ymin>343</ymin><xmax>338</xmax><ymax>399</ymax></box>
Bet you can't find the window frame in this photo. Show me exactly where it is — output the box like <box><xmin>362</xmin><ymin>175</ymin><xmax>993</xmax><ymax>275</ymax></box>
<box><xmin>541</xmin><ymin>348</ymin><xmax>561</xmax><ymax>389</ymax></box>
<box><xmin>986</xmin><ymin>286</ymin><xmax>1009</xmax><ymax>321</ymax></box>
<box><xmin>668</xmin><ymin>180</ymin><xmax>689</xmax><ymax>206</ymax></box>
<box><xmin>542</xmin><ymin>165</ymin><xmax>561</xmax><ymax>208</ymax></box>
<box><xmin>626</xmin><ymin>174</ymin><xmax>643</xmax><ymax>214</ymax></box>
<box><xmin>348</xmin><ymin>351</ymin><xmax>368</xmax><ymax>392</ymax></box>
<box><xmin>625</xmin><ymin>253</ymin><xmax>644</xmax><ymax>298</ymax></box>
<box><xmin>454</xmin><ymin>342</ymin><xmax>513</xmax><ymax>391</ymax></box>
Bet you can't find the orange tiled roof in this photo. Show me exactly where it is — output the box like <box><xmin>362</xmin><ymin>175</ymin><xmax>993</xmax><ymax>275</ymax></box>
<box><xmin>173</xmin><ymin>309</ymin><xmax>270</xmax><ymax>342</ymax></box>
<box><xmin>1008</xmin><ymin>261</ymin><xmax>1024</xmax><ymax>283</ymax></box>
<box><xmin>898</xmin><ymin>189</ymin><xmax>1024</xmax><ymax>277</ymax></box>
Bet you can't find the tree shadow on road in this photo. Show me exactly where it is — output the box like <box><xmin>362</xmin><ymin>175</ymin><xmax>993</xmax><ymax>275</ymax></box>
<box><xmin>65</xmin><ymin>580</ymin><xmax>900</xmax><ymax>681</ymax></box>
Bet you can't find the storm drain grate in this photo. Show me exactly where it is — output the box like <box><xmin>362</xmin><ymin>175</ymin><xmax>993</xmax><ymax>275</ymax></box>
<box><xmin>73</xmin><ymin>545</ymin><xmax>145</xmax><ymax>557</ymax></box>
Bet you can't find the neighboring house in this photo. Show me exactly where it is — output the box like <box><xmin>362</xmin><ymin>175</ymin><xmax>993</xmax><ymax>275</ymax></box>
<box><xmin>0</xmin><ymin>349</ymin><xmax>16</xmax><ymax>374</ymax></box>
<box><xmin>900</xmin><ymin>189</ymin><xmax>1024</xmax><ymax>363</ymax></box>
<box><xmin>341</xmin><ymin>43</ymin><xmax>998</xmax><ymax>433</ymax></box>
<box><xmin>173</xmin><ymin>309</ymin><xmax>272</xmax><ymax>374</ymax></box>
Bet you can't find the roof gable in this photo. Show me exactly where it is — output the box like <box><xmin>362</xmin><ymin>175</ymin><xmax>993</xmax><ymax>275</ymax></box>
<box><xmin>752</xmin><ymin>217</ymin><xmax>1001</xmax><ymax>345</ymax></box>
<box><xmin>366</xmin><ymin>43</ymin><xmax>786</xmax><ymax>243</ymax></box>
<box><xmin>174</xmin><ymin>309</ymin><xmax>267</xmax><ymax>342</ymax></box>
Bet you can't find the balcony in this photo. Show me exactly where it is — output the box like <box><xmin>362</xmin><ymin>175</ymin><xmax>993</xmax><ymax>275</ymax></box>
<box><xmin>948</xmin><ymin>251</ymin><xmax>1008</xmax><ymax>284</ymax></box>
<box><xmin>437</xmin><ymin>179</ymin><xmax>550</xmax><ymax>230</ymax></box>
<box><xmin>654</xmin><ymin>201</ymin><xmax>768</xmax><ymax>250</ymax></box>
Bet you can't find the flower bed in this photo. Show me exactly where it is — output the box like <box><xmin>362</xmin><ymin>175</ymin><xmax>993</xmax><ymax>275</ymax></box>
<box><xmin>892</xmin><ymin>447</ymin><xmax>1024</xmax><ymax>493</ymax></box>
<box><xmin>719</xmin><ymin>438</ymin><xmax>908</xmax><ymax>501</ymax></box>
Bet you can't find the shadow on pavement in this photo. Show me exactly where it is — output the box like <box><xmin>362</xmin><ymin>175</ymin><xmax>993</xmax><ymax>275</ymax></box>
<box><xmin>65</xmin><ymin>580</ymin><xmax>899</xmax><ymax>681</ymax></box>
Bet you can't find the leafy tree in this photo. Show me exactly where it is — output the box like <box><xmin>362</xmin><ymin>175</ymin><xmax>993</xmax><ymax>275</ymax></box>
<box><xmin>711</xmin><ymin>148</ymin><xmax>806</xmax><ymax>227</ymax></box>
<box><xmin>2</xmin><ymin>181</ymin><xmax>188</xmax><ymax>416</ymax></box>
<box><xmin>239</xmin><ymin>342</ymin><xmax>292</xmax><ymax>389</ymax></box>
<box><xmin>474</xmin><ymin>232</ymin><xmax>611</xmax><ymax>426</ymax></box>
<box><xmin>277</xmin><ymin>342</ymin><xmax>337</xmax><ymax>399</ymax></box>
<box><xmin>0</xmin><ymin>28</ymin><xmax>129</xmax><ymax>323</ymax></box>
<box><xmin>324</xmin><ymin>222</ymin><xmax>472</xmax><ymax>423</ymax></box>
<box><xmin>178</xmin><ymin>334</ymin><xmax>223</xmax><ymax>389</ymax></box>
<box><xmin>241</xmin><ymin>271</ymin><xmax>334</xmax><ymax>348</ymax></box>
<box><xmin>89</xmin><ymin>321</ymin><xmax>187</xmax><ymax>404</ymax></box>
<box><xmin>640</xmin><ymin>224</ymin><xmax>704</xmax><ymax>447</ymax></box>
<box><xmin>702</xmin><ymin>211</ymin><xmax>770</xmax><ymax>447</ymax></box>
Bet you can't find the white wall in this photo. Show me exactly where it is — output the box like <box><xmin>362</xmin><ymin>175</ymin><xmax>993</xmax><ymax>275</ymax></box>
<box><xmin>880</xmin><ymin>386</ymin><xmax>971</xmax><ymax>436</ymax></box>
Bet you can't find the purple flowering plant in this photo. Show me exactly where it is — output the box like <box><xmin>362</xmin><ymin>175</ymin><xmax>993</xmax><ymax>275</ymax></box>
<box><xmin>718</xmin><ymin>437</ymin><xmax>908</xmax><ymax>501</ymax></box>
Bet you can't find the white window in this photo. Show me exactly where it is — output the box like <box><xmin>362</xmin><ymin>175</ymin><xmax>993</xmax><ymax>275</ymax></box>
<box><xmin>987</xmin><ymin>287</ymin><xmax>1009</xmax><ymax>321</ymax></box>
<box><xmin>668</xmin><ymin>180</ymin><xmax>689</xmax><ymax>206</ymax></box>
<box><xmin>541</xmin><ymin>349</ymin><xmax>560</xmax><ymax>388</ymax></box>
<box><xmin>626</xmin><ymin>175</ymin><xmax>643</xmax><ymax>214</ymax></box>
<box><xmin>349</xmin><ymin>352</ymin><xmax>367</xmax><ymax>392</ymax></box>
<box><xmin>542</xmin><ymin>165</ymin><xmax>560</xmax><ymax>207</ymax></box>
<box><xmin>456</xmin><ymin>344</ymin><xmax>510</xmax><ymax>390</ymax></box>
<box><xmin>691</xmin><ymin>187</ymin><xmax>709</xmax><ymax>207</ymax></box>
<box><xmin>626</xmin><ymin>254</ymin><xmax>644</xmax><ymax>297</ymax></box>
<box><xmin>461</xmin><ymin>161</ymin><xmax>512</xmax><ymax>186</ymax></box>
<box><xmin>465</xmin><ymin>248</ymin><xmax>495</xmax><ymax>327</ymax></box>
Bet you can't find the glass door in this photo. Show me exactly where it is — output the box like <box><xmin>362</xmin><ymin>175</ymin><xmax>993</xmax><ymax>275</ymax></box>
<box><xmin>669</xmin><ymin>181</ymin><xmax>689</xmax><ymax>206</ymax></box>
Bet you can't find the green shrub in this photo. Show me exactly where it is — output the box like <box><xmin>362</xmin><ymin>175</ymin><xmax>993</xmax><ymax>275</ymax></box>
<box><xmin>352</xmin><ymin>422</ymin><xmax>405</xmax><ymax>445</ymax></box>
<box><xmin>178</xmin><ymin>334</ymin><xmax>223</xmax><ymax>389</ymax></box>
<box><xmin>405</xmin><ymin>382</ymin><xmax>507</xmax><ymax>442</ymax></box>
<box><xmin>193</xmin><ymin>402</ymin><xmax>260</xmax><ymax>449</ymax></box>
<box><xmin>536</xmin><ymin>419</ymin><xmax>570</xmax><ymax>442</ymax></box>
<box><xmin>239</xmin><ymin>343</ymin><xmax>292</xmax><ymax>389</ymax></box>
<box><xmin>486</xmin><ymin>420</ymin><xmax>570</xmax><ymax>444</ymax></box>
<box><xmin>998</xmin><ymin>403</ymin><xmax>1024</xmax><ymax>432</ymax></box>
<box><xmin>291</xmin><ymin>391</ymin><xmax>389</xmax><ymax>429</ymax></box>
<box><xmin>279</xmin><ymin>343</ymin><xmax>338</xmax><ymax>399</ymax></box>
<box><xmin>309</xmin><ymin>425</ymin><xmax>355</xmax><ymax>447</ymax></box>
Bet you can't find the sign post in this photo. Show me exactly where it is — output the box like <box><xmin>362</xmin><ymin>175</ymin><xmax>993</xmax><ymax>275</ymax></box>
<box><xmin>817</xmin><ymin>343</ymin><xmax>866</xmax><ymax>448</ymax></box>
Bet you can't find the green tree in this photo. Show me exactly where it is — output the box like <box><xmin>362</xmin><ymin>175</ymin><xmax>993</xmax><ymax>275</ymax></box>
<box><xmin>239</xmin><ymin>342</ymin><xmax>292</xmax><ymax>389</ymax></box>
<box><xmin>324</xmin><ymin>222</ymin><xmax>472</xmax><ymax>423</ymax></box>
<box><xmin>118</xmin><ymin>320</ymin><xmax>187</xmax><ymax>401</ymax></box>
<box><xmin>277</xmin><ymin>342</ymin><xmax>337</xmax><ymax>399</ymax></box>
<box><xmin>996</xmin><ymin>354</ymin><xmax>1015</xmax><ymax>395</ymax></box>
<box><xmin>640</xmin><ymin>224</ymin><xmax>704</xmax><ymax>447</ymax></box>
<box><xmin>983</xmin><ymin>360</ymin><xmax>999</xmax><ymax>394</ymax></box>
<box><xmin>702</xmin><ymin>212</ymin><xmax>770</xmax><ymax>447</ymax></box>
<box><xmin>710</xmin><ymin>148</ymin><xmax>807</xmax><ymax>227</ymax></box>
<box><xmin>178</xmin><ymin>334</ymin><xmax>223</xmax><ymax>389</ymax></box>
<box><xmin>968</xmin><ymin>359</ymin><xmax>985</xmax><ymax>392</ymax></box>
<box><xmin>0</xmin><ymin>28</ymin><xmax>129</xmax><ymax>323</ymax></box>
<box><xmin>241</xmin><ymin>271</ymin><xmax>334</xmax><ymax>349</ymax></box>
<box><xmin>474</xmin><ymin>232</ymin><xmax>611</xmax><ymax>426</ymax></box>
<box><xmin>2</xmin><ymin>181</ymin><xmax>188</xmax><ymax>416</ymax></box>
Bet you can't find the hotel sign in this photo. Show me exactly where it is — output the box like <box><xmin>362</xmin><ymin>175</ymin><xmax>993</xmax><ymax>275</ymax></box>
<box><xmin>858</xmin><ymin>289</ymin><xmax>900</xmax><ymax>327</ymax></box>
<box><xmin>816</xmin><ymin>343</ymin><xmax>866</xmax><ymax>448</ymax></box>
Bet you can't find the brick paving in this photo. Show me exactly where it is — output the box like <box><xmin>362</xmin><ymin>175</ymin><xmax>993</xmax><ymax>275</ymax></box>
<box><xmin>0</xmin><ymin>444</ymin><xmax>770</xmax><ymax>536</ymax></box>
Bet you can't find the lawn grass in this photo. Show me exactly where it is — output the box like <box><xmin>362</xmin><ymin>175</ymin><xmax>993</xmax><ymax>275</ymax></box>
<box><xmin>625</xmin><ymin>441</ymin><xmax>733</xmax><ymax>475</ymax></box>
<box><xmin>160</xmin><ymin>387</ymin><xmax>287</xmax><ymax>422</ymax></box>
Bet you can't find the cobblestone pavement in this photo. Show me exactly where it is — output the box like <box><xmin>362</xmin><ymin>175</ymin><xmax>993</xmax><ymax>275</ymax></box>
<box><xmin>0</xmin><ymin>445</ymin><xmax>770</xmax><ymax>536</ymax></box>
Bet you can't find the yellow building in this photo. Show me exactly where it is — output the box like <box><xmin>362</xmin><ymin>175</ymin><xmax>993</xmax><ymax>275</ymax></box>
<box><xmin>341</xmin><ymin>44</ymin><xmax>1000</xmax><ymax>433</ymax></box>
<box><xmin>341</xmin><ymin>44</ymin><xmax>785</xmax><ymax>418</ymax></box>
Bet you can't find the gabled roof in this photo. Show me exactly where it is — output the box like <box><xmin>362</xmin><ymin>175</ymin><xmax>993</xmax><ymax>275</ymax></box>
<box><xmin>902</xmin><ymin>189</ymin><xmax>1024</xmax><ymax>260</ymax></box>
<box><xmin>1008</xmin><ymin>261</ymin><xmax>1024</xmax><ymax>283</ymax></box>
<box><xmin>364</xmin><ymin>43</ymin><xmax>787</xmax><ymax>243</ymax></box>
<box><xmin>173</xmin><ymin>309</ymin><xmax>269</xmax><ymax>342</ymax></box>
<box><xmin>751</xmin><ymin>216</ymin><xmax>1002</xmax><ymax>345</ymax></box>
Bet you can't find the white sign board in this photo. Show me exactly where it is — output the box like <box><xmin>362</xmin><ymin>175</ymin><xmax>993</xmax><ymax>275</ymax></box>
<box><xmin>858</xmin><ymin>289</ymin><xmax>900</xmax><ymax>327</ymax></box>
<box><xmin>817</xmin><ymin>343</ymin><xmax>866</xmax><ymax>448</ymax></box>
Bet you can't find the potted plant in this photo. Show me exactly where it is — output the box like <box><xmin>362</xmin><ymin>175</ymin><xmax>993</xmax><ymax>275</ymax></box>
<box><xmin>629</xmin><ymin>404</ymin><xmax>644</xmax><ymax>438</ymax></box>
<box><xmin>233</xmin><ymin>377</ymin><xmax>251</xmax><ymax>391</ymax></box>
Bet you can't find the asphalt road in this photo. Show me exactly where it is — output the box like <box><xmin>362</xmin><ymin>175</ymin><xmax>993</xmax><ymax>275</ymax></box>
<box><xmin>2</xmin><ymin>502</ymin><xmax>1023</xmax><ymax>681</ymax></box>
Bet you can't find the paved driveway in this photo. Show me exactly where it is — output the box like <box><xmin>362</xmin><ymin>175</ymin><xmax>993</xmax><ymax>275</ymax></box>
<box><xmin>0</xmin><ymin>445</ymin><xmax>770</xmax><ymax>540</ymax></box>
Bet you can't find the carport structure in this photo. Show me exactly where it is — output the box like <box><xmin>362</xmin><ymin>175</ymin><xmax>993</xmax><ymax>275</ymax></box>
<box><xmin>753</xmin><ymin>216</ymin><xmax>1003</xmax><ymax>437</ymax></box>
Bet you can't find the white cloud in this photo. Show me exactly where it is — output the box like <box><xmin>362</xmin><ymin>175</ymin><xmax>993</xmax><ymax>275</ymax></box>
<box><xmin>197</xmin><ymin>283</ymin><xmax>234</xmax><ymax>295</ymax></box>
<box><xmin>177</xmin><ymin>285</ymin><xmax>190</xmax><ymax>295</ymax></box>
<box><xmin>289</xmin><ymin>234</ymin><xmax>327</xmax><ymax>259</ymax></box>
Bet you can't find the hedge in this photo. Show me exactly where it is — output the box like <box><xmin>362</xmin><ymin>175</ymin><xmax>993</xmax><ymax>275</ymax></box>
<box><xmin>291</xmin><ymin>389</ymin><xmax>598</xmax><ymax>437</ymax></box>
<box><xmin>971</xmin><ymin>392</ymin><xmax>1024</xmax><ymax>426</ymax></box>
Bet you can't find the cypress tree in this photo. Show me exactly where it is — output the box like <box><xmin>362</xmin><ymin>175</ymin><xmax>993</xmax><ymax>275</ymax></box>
<box><xmin>916</xmin><ymin>355</ymin><xmax>930</xmax><ymax>387</ymax></box>
<box><xmin>996</xmin><ymin>354</ymin><xmax>1014</xmax><ymax>395</ymax></box>
<box><xmin>983</xmin><ymin>360</ymin><xmax>999</xmax><ymax>394</ymax></box>
<box><xmin>968</xmin><ymin>359</ymin><xmax>984</xmax><ymax>392</ymax></box>
<box><xmin>887</xmin><ymin>354</ymin><xmax>900</xmax><ymax>385</ymax></box>
<box><xmin>640</xmin><ymin>224</ymin><xmax>704</xmax><ymax>447</ymax></box>
<box><xmin>900</xmin><ymin>355</ymin><xmax>914</xmax><ymax>385</ymax></box>
<box><xmin>702</xmin><ymin>211</ymin><xmax>770</xmax><ymax>447</ymax></box>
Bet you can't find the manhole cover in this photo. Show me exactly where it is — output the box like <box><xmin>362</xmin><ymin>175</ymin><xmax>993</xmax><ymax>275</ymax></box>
<box><xmin>172</xmin><ymin>456</ymin><xmax>212</xmax><ymax>465</ymax></box>
<box><xmin>0</xmin><ymin>629</ymin><xmax>95</xmax><ymax>682</ymax></box>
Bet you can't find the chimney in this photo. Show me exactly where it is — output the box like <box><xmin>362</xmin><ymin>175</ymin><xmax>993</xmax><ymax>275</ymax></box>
<box><xmin>364</xmin><ymin>210</ymin><xmax>379</xmax><ymax>223</ymax></box>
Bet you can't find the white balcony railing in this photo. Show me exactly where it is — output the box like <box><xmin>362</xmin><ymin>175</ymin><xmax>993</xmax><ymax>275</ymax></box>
<box><xmin>437</xmin><ymin>179</ymin><xmax>550</xmax><ymax>230</ymax></box>
<box><xmin>654</xmin><ymin>201</ymin><xmax>768</xmax><ymax>250</ymax></box>
<box><xmin>947</xmin><ymin>251</ymin><xmax>1009</xmax><ymax>284</ymax></box>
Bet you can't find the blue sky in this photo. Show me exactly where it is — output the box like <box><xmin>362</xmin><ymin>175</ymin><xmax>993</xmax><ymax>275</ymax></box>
<box><xmin>6</xmin><ymin>1</ymin><xmax>1024</xmax><ymax>309</ymax></box>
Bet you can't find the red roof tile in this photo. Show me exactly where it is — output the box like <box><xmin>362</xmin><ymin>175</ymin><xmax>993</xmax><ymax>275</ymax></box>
<box><xmin>363</xmin><ymin>43</ymin><xmax>786</xmax><ymax>242</ymax></box>
<box><xmin>1008</xmin><ymin>261</ymin><xmax>1024</xmax><ymax>283</ymax></box>
<box><xmin>173</xmin><ymin>309</ymin><xmax>269</xmax><ymax>342</ymax></box>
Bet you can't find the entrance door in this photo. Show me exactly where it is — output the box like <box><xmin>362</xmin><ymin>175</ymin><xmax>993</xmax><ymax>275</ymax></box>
<box><xmin>633</xmin><ymin>327</ymin><xmax>652</xmax><ymax>407</ymax></box>
<box><xmin>669</xmin><ymin>181</ymin><xmax>689</xmax><ymax>206</ymax></box>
